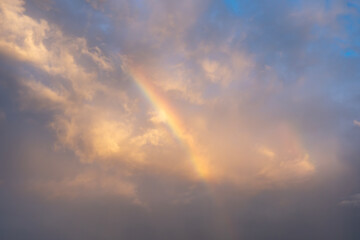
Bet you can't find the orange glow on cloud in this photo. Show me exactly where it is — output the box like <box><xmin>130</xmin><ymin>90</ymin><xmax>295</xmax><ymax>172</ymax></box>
<box><xmin>124</xmin><ymin>61</ymin><xmax>213</xmax><ymax>180</ymax></box>
<box><xmin>0</xmin><ymin>0</ymin><xmax>323</xmax><ymax>202</ymax></box>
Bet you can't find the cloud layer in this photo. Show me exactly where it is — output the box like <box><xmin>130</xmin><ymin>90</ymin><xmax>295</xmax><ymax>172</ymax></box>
<box><xmin>1</xmin><ymin>0</ymin><xmax>360</xmax><ymax>239</ymax></box>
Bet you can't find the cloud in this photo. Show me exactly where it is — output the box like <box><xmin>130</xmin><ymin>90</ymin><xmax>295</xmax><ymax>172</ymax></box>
<box><xmin>1</xmin><ymin>1</ymin><xmax>360</xmax><ymax>239</ymax></box>
<box><xmin>339</xmin><ymin>193</ymin><xmax>360</xmax><ymax>207</ymax></box>
<box><xmin>0</xmin><ymin>0</ymin><xmax>142</xmax><ymax>163</ymax></box>
<box><xmin>0</xmin><ymin>0</ymin><xmax>324</xmax><ymax>196</ymax></box>
<box><xmin>31</xmin><ymin>169</ymin><xmax>141</xmax><ymax>202</ymax></box>
<box><xmin>1</xmin><ymin>1</ymin><xmax>360</xmax><ymax>240</ymax></box>
<box><xmin>354</xmin><ymin>120</ymin><xmax>360</xmax><ymax>127</ymax></box>
<box><xmin>86</xmin><ymin>0</ymin><xmax>107</xmax><ymax>10</ymax></box>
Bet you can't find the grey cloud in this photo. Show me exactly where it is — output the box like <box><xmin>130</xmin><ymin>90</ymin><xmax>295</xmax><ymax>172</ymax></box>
<box><xmin>1</xmin><ymin>0</ymin><xmax>360</xmax><ymax>239</ymax></box>
<box><xmin>340</xmin><ymin>193</ymin><xmax>360</xmax><ymax>207</ymax></box>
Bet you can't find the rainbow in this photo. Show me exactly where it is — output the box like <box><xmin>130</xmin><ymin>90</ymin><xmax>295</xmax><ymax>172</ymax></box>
<box><xmin>125</xmin><ymin>64</ymin><xmax>211</xmax><ymax>180</ymax></box>
<box><xmin>125</xmin><ymin>64</ymin><xmax>236</xmax><ymax>236</ymax></box>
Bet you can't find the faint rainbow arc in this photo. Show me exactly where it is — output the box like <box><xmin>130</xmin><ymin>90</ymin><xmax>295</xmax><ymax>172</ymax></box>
<box><xmin>126</xmin><ymin>65</ymin><xmax>238</xmax><ymax>238</ymax></box>
<box><xmin>127</xmin><ymin>66</ymin><xmax>210</xmax><ymax>180</ymax></box>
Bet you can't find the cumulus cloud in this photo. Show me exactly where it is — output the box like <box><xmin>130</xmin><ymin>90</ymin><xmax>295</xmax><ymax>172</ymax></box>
<box><xmin>0</xmin><ymin>0</ymin><xmax>324</xmax><ymax>198</ymax></box>
<box><xmin>1</xmin><ymin>0</ymin><xmax>360</xmax><ymax>238</ymax></box>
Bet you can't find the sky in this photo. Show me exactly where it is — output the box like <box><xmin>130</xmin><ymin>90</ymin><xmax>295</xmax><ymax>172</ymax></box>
<box><xmin>0</xmin><ymin>0</ymin><xmax>360</xmax><ymax>239</ymax></box>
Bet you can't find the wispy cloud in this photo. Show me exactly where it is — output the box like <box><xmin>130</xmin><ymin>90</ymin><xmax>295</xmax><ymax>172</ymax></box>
<box><xmin>340</xmin><ymin>193</ymin><xmax>360</xmax><ymax>207</ymax></box>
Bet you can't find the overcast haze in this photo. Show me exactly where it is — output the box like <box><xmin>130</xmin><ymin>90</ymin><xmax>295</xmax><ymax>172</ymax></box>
<box><xmin>1</xmin><ymin>0</ymin><xmax>360</xmax><ymax>239</ymax></box>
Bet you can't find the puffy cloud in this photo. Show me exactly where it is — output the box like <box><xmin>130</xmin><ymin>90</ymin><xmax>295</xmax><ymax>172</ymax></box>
<box><xmin>1</xmin><ymin>0</ymin><xmax>360</xmax><ymax>238</ymax></box>
<box><xmin>0</xmin><ymin>0</ymin><xmax>320</xmax><ymax>194</ymax></box>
